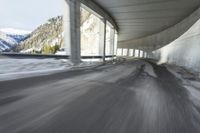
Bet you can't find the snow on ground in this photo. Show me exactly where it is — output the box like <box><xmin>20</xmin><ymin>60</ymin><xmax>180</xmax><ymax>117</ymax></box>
<box><xmin>0</xmin><ymin>58</ymin><xmax>101</xmax><ymax>81</ymax></box>
<box><xmin>166</xmin><ymin>64</ymin><xmax>200</xmax><ymax>106</ymax></box>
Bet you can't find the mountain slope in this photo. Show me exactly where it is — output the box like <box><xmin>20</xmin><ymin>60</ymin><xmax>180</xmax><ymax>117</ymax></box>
<box><xmin>15</xmin><ymin>16</ymin><xmax>64</xmax><ymax>54</ymax></box>
<box><xmin>8</xmin><ymin>34</ymin><xmax>29</xmax><ymax>43</ymax></box>
<box><xmin>0</xmin><ymin>29</ymin><xmax>30</xmax><ymax>52</ymax></box>
<box><xmin>15</xmin><ymin>8</ymin><xmax>101</xmax><ymax>55</ymax></box>
<box><xmin>15</xmin><ymin>7</ymin><xmax>93</xmax><ymax>54</ymax></box>
<box><xmin>0</xmin><ymin>31</ymin><xmax>18</xmax><ymax>52</ymax></box>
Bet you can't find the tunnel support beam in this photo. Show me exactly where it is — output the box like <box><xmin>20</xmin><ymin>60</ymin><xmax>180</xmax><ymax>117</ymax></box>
<box><xmin>138</xmin><ymin>50</ymin><xmax>141</xmax><ymax>58</ymax></box>
<box><xmin>103</xmin><ymin>19</ymin><xmax>107</xmax><ymax>62</ymax></box>
<box><xmin>110</xmin><ymin>28</ymin><xmax>115</xmax><ymax>56</ymax></box>
<box><xmin>64</xmin><ymin>0</ymin><xmax>81</xmax><ymax>64</ymax></box>
<box><xmin>99</xmin><ymin>18</ymin><xmax>107</xmax><ymax>62</ymax></box>
<box><xmin>99</xmin><ymin>20</ymin><xmax>104</xmax><ymax>58</ymax></box>
<box><xmin>127</xmin><ymin>49</ymin><xmax>130</xmax><ymax>57</ymax></box>
<box><xmin>143</xmin><ymin>51</ymin><xmax>145</xmax><ymax>58</ymax></box>
<box><xmin>133</xmin><ymin>49</ymin><xmax>135</xmax><ymax>57</ymax></box>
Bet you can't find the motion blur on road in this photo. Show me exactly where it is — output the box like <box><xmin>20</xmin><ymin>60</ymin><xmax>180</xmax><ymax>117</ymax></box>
<box><xmin>1</xmin><ymin>58</ymin><xmax>200</xmax><ymax>133</ymax></box>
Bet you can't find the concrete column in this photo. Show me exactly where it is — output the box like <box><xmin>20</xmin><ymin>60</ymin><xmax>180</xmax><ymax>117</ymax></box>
<box><xmin>121</xmin><ymin>48</ymin><xmax>123</xmax><ymax>56</ymax></box>
<box><xmin>114</xmin><ymin>32</ymin><xmax>118</xmax><ymax>56</ymax></box>
<box><xmin>138</xmin><ymin>50</ymin><xmax>141</xmax><ymax>58</ymax></box>
<box><xmin>103</xmin><ymin>19</ymin><xmax>107</xmax><ymax>62</ymax></box>
<box><xmin>147</xmin><ymin>53</ymin><xmax>149</xmax><ymax>58</ymax></box>
<box><xmin>127</xmin><ymin>49</ymin><xmax>130</xmax><ymax>56</ymax></box>
<box><xmin>133</xmin><ymin>49</ymin><xmax>135</xmax><ymax>57</ymax></box>
<box><xmin>99</xmin><ymin>20</ymin><xmax>104</xmax><ymax>56</ymax></box>
<box><xmin>110</xmin><ymin>28</ymin><xmax>115</xmax><ymax>56</ymax></box>
<box><xmin>143</xmin><ymin>51</ymin><xmax>145</xmax><ymax>58</ymax></box>
<box><xmin>145</xmin><ymin>52</ymin><xmax>147</xmax><ymax>58</ymax></box>
<box><xmin>99</xmin><ymin>18</ymin><xmax>106</xmax><ymax>62</ymax></box>
<box><xmin>64</xmin><ymin>0</ymin><xmax>81</xmax><ymax>64</ymax></box>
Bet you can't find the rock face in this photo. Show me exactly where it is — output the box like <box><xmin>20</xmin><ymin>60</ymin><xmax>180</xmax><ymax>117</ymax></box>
<box><xmin>16</xmin><ymin>16</ymin><xmax>64</xmax><ymax>54</ymax></box>
<box><xmin>81</xmin><ymin>8</ymin><xmax>104</xmax><ymax>56</ymax></box>
<box><xmin>81</xmin><ymin>12</ymin><xmax>101</xmax><ymax>55</ymax></box>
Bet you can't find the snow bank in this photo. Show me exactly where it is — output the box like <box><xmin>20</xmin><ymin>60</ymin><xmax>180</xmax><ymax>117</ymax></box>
<box><xmin>0</xmin><ymin>58</ymin><xmax>101</xmax><ymax>81</ymax></box>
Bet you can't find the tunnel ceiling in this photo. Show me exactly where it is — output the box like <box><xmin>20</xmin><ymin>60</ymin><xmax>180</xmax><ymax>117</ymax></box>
<box><xmin>92</xmin><ymin>0</ymin><xmax>200</xmax><ymax>41</ymax></box>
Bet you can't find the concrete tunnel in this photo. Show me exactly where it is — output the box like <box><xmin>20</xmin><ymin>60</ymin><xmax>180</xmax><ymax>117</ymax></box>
<box><xmin>1</xmin><ymin>0</ymin><xmax>200</xmax><ymax>133</ymax></box>
<box><xmin>65</xmin><ymin>0</ymin><xmax>200</xmax><ymax>71</ymax></box>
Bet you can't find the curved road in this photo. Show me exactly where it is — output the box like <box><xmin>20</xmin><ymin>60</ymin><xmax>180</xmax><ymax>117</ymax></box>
<box><xmin>0</xmin><ymin>59</ymin><xmax>200</xmax><ymax>133</ymax></box>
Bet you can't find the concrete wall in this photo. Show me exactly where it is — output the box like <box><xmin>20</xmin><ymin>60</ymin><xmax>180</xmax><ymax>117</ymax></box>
<box><xmin>118</xmin><ymin>7</ymin><xmax>200</xmax><ymax>52</ymax></box>
<box><xmin>153</xmin><ymin>19</ymin><xmax>200</xmax><ymax>72</ymax></box>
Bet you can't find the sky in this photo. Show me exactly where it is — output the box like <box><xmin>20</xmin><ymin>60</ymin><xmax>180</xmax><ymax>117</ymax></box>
<box><xmin>0</xmin><ymin>0</ymin><xmax>63</xmax><ymax>31</ymax></box>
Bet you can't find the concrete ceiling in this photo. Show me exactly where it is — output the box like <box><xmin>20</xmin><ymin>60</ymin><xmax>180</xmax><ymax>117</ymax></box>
<box><xmin>92</xmin><ymin>0</ymin><xmax>200</xmax><ymax>41</ymax></box>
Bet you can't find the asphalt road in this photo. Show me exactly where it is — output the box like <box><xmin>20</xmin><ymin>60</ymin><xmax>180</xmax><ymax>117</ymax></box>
<box><xmin>0</xmin><ymin>59</ymin><xmax>200</xmax><ymax>133</ymax></box>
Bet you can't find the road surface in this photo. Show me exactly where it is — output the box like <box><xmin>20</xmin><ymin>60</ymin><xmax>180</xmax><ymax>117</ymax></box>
<box><xmin>0</xmin><ymin>59</ymin><xmax>200</xmax><ymax>133</ymax></box>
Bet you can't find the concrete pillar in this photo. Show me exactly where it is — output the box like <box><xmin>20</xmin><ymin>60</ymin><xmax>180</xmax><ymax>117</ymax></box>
<box><xmin>110</xmin><ymin>28</ymin><xmax>115</xmax><ymax>56</ymax></box>
<box><xmin>114</xmin><ymin>32</ymin><xmax>118</xmax><ymax>56</ymax></box>
<box><xmin>64</xmin><ymin>0</ymin><xmax>81</xmax><ymax>64</ymax></box>
<box><xmin>99</xmin><ymin>20</ymin><xmax>104</xmax><ymax>56</ymax></box>
<box><xmin>145</xmin><ymin>52</ymin><xmax>147</xmax><ymax>58</ymax></box>
<box><xmin>138</xmin><ymin>50</ymin><xmax>141</xmax><ymax>58</ymax></box>
<box><xmin>121</xmin><ymin>48</ymin><xmax>123</xmax><ymax>56</ymax></box>
<box><xmin>99</xmin><ymin>18</ymin><xmax>106</xmax><ymax>62</ymax></box>
<box><xmin>147</xmin><ymin>53</ymin><xmax>149</xmax><ymax>58</ymax></box>
<box><xmin>127</xmin><ymin>49</ymin><xmax>130</xmax><ymax>56</ymax></box>
<box><xmin>143</xmin><ymin>51</ymin><xmax>145</xmax><ymax>58</ymax></box>
<box><xmin>103</xmin><ymin>19</ymin><xmax>107</xmax><ymax>62</ymax></box>
<box><xmin>133</xmin><ymin>49</ymin><xmax>135</xmax><ymax>57</ymax></box>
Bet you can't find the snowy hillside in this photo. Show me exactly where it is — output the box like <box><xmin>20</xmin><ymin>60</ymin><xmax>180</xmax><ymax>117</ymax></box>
<box><xmin>0</xmin><ymin>31</ymin><xmax>17</xmax><ymax>51</ymax></box>
<box><xmin>0</xmin><ymin>28</ymin><xmax>30</xmax><ymax>52</ymax></box>
<box><xmin>15</xmin><ymin>16</ymin><xmax>64</xmax><ymax>54</ymax></box>
<box><xmin>8</xmin><ymin>34</ymin><xmax>30</xmax><ymax>43</ymax></box>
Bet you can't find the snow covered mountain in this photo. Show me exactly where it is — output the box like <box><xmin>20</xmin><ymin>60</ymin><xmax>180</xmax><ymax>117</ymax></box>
<box><xmin>0</xmin><ymin>31</ymin><xmax>18</xmax><ymax>52</ymax></box>
<box><xmin>15</xmin><ymin>16</ymin><xmax>64</xmax><ymax>54</ymax></box>
<box><xmin>0</xmin><ymin>28</ymin><xmax>31</xmax><ymax>35</ymax></box>
<box><xmin>0</xmin><ymin>28</ymin><xmax>30</xmax><ymax>52</ymax></box>
<box><xmin>8</xmin><ymin>34</ymin><xmax>29</xmax><ymax>43</ymax></box>
<box><xmin>14</xmin><ymin>9</ymin><xmax>99</xmax><ymax>55</ymax></box>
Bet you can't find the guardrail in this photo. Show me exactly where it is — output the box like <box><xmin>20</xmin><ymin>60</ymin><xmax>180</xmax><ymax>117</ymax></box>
<box><xmin>0</xmin><ymin>52</ymin><xmax>116</xmax><ymax>59</ymax></box>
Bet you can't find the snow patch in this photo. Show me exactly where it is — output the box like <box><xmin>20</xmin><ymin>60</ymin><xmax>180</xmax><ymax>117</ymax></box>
<box><xmin>0</xmin><ymin>28</ymin><xmax>31</xmax><ymax>35</ymax></box>
<box><xmin>144</xmin><ymin>62</ymin><xmax>157</xmax><ymax>78</ymax></box>
<box><xmin>0</xmin><ymin>58</ymin><xmax>101</xmax><ymax>81</ymax></box>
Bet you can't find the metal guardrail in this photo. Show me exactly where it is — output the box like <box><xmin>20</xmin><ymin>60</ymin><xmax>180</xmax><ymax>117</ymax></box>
<box><xmin>0</xmin><ymin>52</ymin><xmax>116</xmax><ymax>59</ymax></box>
